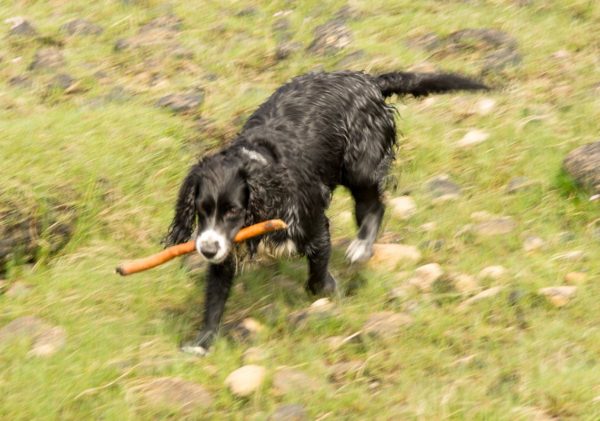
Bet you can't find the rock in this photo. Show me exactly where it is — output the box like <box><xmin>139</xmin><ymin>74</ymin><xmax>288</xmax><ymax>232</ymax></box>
<box><xmin>61</xmin><ymin>18</ymin><xmax>103</xmax><ymax>35</ymax></box>
<box><xmin>231</xmin><ymin>318</ymin><xmax>264</xmax><ymax>343</ymax></box>
<box><xmin>552</xmin><ymin>250</ymin><xmax>586</xmax><ymax>262</ymax></box>
<box><xmin>131</xmin><ymin>377</ymin><xmax>213</xmax><ymax>413</ymax></box>
<box><xmin>275</xmin><ymin>41</ymin><xmax>302</xmax><ymax>61</ymax></box>
<box><xmin>272</xmin><ymin>369</ymin><xmax>321</xmax><ymax>396</ymax></box>
<box><xmin>563</xmin><ymin>141</ymin><xmax>600</xmax><ymax>195</ymax></box>
<box><xmin>450</xmin><ymin>273</ymin><xmax>479</xmax><ymax>294</ymax></box>
<box><xmin>156</xmin><ymin>89</ymin><xmax>204</xmax><ymax>114</ymax></box>
<box><xmin>408</xmin><ymin>263</ymin><xmax>444</xmax><ymax>292</ymax></box>
<box><xmin>288</xmin><ymin>298</ymin><xmax>335</xmax><ymax>327</ymax></box>
<box><xmin>388</xmin><ymin>285</ymin><xmax>411</xmax><ymax>301</ymax></box>
<box><xmin>523</xmin><ymin>236</ymin><xmax>545</xmax><ymax>252</ymax></box>
<box><xmin>49</xmin><ymin>73</ymin><xmax>77</xmax><ymax>91</ymax></box>
<box><xmin>307</xmin><ymin>18</ymin><xmax>352</xmax><ymax>55</ymax></box>
<box><xmin>225</xmin><ymin>365</ymin><xmax>266</xmax><ymax>397</ymax></box>
<box><xmin>506</xmin><ymin>177</ymin><xmax>538</xmax><ymax>194</ymax></box>
<box><xmin>0</xmin><ymin>316</ymin><xmax>48</xmax><ymax>344</ymax></box>
<box><xmin>426</xmin><ymin>174</ymin><xmax>461</xmax><ymax>202</ymax></box>
<box><xmin>368</xmin><ymin>243</ymin><xmax>421</xmax><ymax>271</ymax></box>
<box><xmin>456</xmin><ymin>129</ymin><xmax>490</xmax><ymax>148</ymax></box>
<box><xmin>270</xmin><ymin>404</ymin><xmax>308</xmax><ymax>421</ymax></box>
<box><xmin>243</xmin><ymin>347</ymin><xmax>268</xmax><ymax>364</ymax></box>
<box><xmin>539</xmin><ymin>286</ymin><xmax>577</xmax><ymax>307</ymax></box>
<box><xmin>476</xmin><ymin>98</ymin><xmax>496</xmax><ymax>115</ymax></box>
<box><xmin>326</xmin><ymin>331</ymin><xmax>362</xmax><ymax>351</ymax></box>
<box><xmin>29</xmin><ymin>48</ymin><xmax>65</xmax><ymax>70</ymax></box>
<box><xmin>564</xmin><ymin>272</ymin><xmax>587</xmax><ymax>285</ymax></box>
<box><xmin>5</xmin><ymin>17</ymin><xmax>37</xmax><ymax>36</ymax></box>
<box><xmin>363</xmin><ymin>311</ymin><xmax>413</xmax><ymax>339</ymax></box>
<box><xmin>388</xmin><ymin>196</ymin><xmax>417</xmax><ymax>220</ymax></box>
<box><xmin>474</xmin><ymin>217</ymin><xmax>516</xmax><ymax>236</ymax></box>
<box><xmin>328</xmin><ymin>360</ymin><xmax>363</xmax><ymax>383</ymax></box>
<box><xmin>458</xmin><ymin>286</ymin><xmax>503</xmax><ymax>309</ymax></box>
<box><xmin>478</xmin><ymin>265</ymin><xmax>507</xmax><ymax>281</ymax></box>
<box><xmin>310</xmin><ymin>297</ymin><xmax>334</xmax><ymax>312</ymax></box>
<box><xmin>29</xmin><ymin>326</ymin><xmax>66</xmax><ymax>357</ymax></box>
<box><xmin>5</xmin><ymin>282</ymin><xmax>31</xmax><ymax>298</ymax></box>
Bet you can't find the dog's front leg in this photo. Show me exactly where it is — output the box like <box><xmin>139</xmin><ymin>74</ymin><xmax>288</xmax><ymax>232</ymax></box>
<box><xmin>181</xmin><ymin>256</ymin><xmax>235</xmax><ymax>356</ymax></box>
<box><xmin>305</xmin><ymin>217</ymin><xmax>337</xmax><ymax>296</ymax></box>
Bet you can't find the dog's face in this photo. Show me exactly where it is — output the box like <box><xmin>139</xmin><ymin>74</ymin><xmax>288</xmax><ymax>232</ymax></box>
<box><xmin>165</xmin><ymin>157</ymin><xmax>249</xmax><ymax>264</ymax></box>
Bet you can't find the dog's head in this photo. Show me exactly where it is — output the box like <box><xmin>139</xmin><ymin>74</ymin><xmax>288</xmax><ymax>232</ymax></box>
<box><xmin>164</xmin><ymin>153</ymin><xmax>249</xmax><ymax>264</ymax></box>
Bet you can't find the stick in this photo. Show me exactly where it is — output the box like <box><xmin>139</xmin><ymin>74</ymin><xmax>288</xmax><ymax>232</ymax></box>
<box><xmin>115</xmin><ymin>219</ymin><xmax>287</xmax><ymax>276</ymax></box>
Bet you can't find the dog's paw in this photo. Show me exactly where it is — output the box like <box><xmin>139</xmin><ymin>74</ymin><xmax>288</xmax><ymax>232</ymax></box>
<box><xmin>345</xmin><ymin>239</ymin><xmax>373</xmax><ymax>263</ymax></box>
<box><xmin>181</xmin><ymin>344</ymin><xmax>209</xmax><ymax>357</ymax></box>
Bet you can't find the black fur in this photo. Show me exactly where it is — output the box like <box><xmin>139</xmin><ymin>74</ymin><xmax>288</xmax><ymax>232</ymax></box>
<box><xmin>165</xmin><ymin>70</ymin><xmax>488</xmax><ymax>353</ymax></box>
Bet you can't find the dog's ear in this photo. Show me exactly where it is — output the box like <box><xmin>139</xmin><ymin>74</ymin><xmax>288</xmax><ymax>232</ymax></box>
<box><xmin>163</xmin><ymin>169</ymin><xmax>200</xmax><ymax>246</ymax></box>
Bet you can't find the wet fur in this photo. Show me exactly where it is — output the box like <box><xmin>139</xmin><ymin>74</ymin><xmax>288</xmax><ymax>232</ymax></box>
<box><xmin>165</xmin><ymin>70</ymin><xmax>488</xmax><ymax>353</ymax></box>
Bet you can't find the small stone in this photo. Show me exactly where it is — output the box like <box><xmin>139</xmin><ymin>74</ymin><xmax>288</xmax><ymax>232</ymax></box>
<box><xmin>389</xmin><ymin>196</ymin><xmax>417</xmax><ymax>220</ymax></box>
<box><xmin>564</xmin><ymin>272</ymin><xmax>587</xmax><ymax>285</ymax></box>
<box><xmin>29</xmin><ymin>326</ymin><xmax>67</xmax><ymax>357</ymax></box>
<box><xmin>61</xmin><ymin>18</ymin><xmax>103</xmax><ymax>36</ymax></box>
<box><xmin>506</xmin><ymin>177</ymin><xmax>538</xmax><ymax>194</ymax></box>
<box><xmin>225</xmin><ymin>365</ymin><xmax>266</xmax><ymax>397</ymax></box>
<box><xmin>426</xmin><ymin>174</ymin><xmax>461</xmax><ymax>202</ymax></box>
<box><xmin>450</xmin><ymin>273</ymin><xmax>479</xmax><ymax>294</ymax></box>
<box><xmin>476</xmin><ymin>98</ymin><xmax>496</xmax><ymax>115</ymax></box>
<box><xmin>272</xmin><ymin>369</ymin><xmax>321</xmax><ymax>396</ymax></box>
<box><xmin>368</xmin><ymin>243</ymin><xmax>422</xmax><ymax>271</ymax></box>
<box><xmin>363</xmin><ymin>311</ymin><xmax>413</xmax><ymax>339</ymax></box>
<box><xmin>326</xmin><ymin>331</ymin><xmax>362</xmax><ymax>351</ymax></box>
<box><xmin>408</xmin><ymin>263</ymin><xmax>444</xmax><ymax>292</ymax></box>
<box><xmin>270</xmin><ymin>404</ymin><xmax>308</xmax><ymax>421</ymax></box>
<box><xmin>523</xmin><ymin>236</ymin><xmax>545</xmax><ymax>252</ymax></box>
<box><xmin>29</xmin><ymin>48</ymin><xmax>65</xmax><ymax>71</ymax></box>
<box><xmin>5</xmin><ymin>17</ymin><xmax>37</xmax><ymax>36</ymax></box>
<box><xmin>474</xmin><ymin>217</ymin><xmax>516</xmax><ymax>236</ymax></box>
<box><xmin>275</xmin><ymin>41</ymin><xmax>302</xmax><ymax>60</ymax></box>
<box><xmin>456</xmin><ymin>129</ymin><xmax>490</xmax><ymax>148</ymax></box>
<box><xmin>478</xmin><ymin>265</ymin><xmax>507</xmax><ymax>281</ymax></box>
<box><xmin>458</xmin><ymin>286</ymin><xmax>503</xmax><ymax>310</ymax></box>
<box><xmin>243</xmin><ymin>347</ymin><xmax>268</xmax><ymax>364</ymax></box>
<box><xmin>539</xmin><ymin>286</ymin><xmax>577</xmax><ymax>307</ymax></box>
<box><xmin>552</xmin><ymin>250</ymin><xmax>586</xmax><ymax>262</ymax></box>
<box><xmin>131</xmin><ymin>377</ymin><xmax>213</xmax><ymax>413</ymax></box>
<box><xmin>309</xmin><ymin>297</ymin><xmax>334</xmax><ymax>312</ymax></box>
<box><xmin>156</xmin><ymin>89</ymin><xmax>204</xmax><ymax>114</ymax></box>
<box><xmin>5</xmin><ymin>282</ymin><xmax>31</xmax><ymax>298</ymax></box>
<box><xmin>420</xmin><ymin>222</ymin><xmax>437</xmax><ymax>232</ymax></box>
<box><xmin>307</xmin><ymin>18</ymin><xmax>352</xmax><ymax>55</ymax></box>
<box><xmin>231</xmin><ymin>318</ymin><xmax>264</xmax><ymax>343</ymax></box>
<box><xmin>563</xmin><ymin>141</ymin><xmax>600</xmax><ymax>195</ymax></box>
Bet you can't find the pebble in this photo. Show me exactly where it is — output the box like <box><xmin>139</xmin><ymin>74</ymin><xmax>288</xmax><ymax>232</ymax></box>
<box><xmin>224</xmin><ymin>365</ymin><xmax>266</xmax><ymax>397</ymax></box>
<box><xmin>478</xmin><ymin>265</ymin><xmax>507</xmax><ymax>281</ymax></box>
<box><xmin>523</xmin><ymin>236</ymin><xmax>545</xmax><ymax>252</ymax></box>
<box><xmin>458</xmin><ymin>286</ymin><xmax>503</xmax><ymax>310</ymax></box>
<box><xmin>456</xmin><ymin>129</ymin><xmax>490</xmax><ymax>148</ymax></box>
<box><xmin>388</xmin><ymin>196</ymin><xmax>417</xmax><ymax>220</ymax></box>
<box><xmin>564</xmin><ymin>272</ymin><xmax>587</xmax><ymax>285</ymax></box>
<box><xmin>368</xmin><ymin>243</ymin><xmax>421</xmax><ymax>271</ymax></box>
<box><xmin>408</xmin><ymin>263</ymin><xmax>444</xmax><ymax>292</ymax></box>
<box><xmin>539</xmin><ymin>286</ymin><xmax>577</xmax><ymax>307</ymax></box>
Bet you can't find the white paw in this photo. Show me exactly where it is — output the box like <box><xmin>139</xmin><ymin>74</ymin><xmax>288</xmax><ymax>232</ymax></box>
<box><xmin>181</xmin><ymin>345</ymin><xmax>209</xmax><ymax>357</ymax></box>
<box><xmin>345</xmin><ymin>239</ymin><xmax>373</xmax><ymax>263</ymax></box>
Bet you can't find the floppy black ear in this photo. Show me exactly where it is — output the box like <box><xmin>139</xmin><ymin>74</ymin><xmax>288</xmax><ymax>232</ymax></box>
<box><xmin>163</xmin><ymin>169</ymin><xmax>200</xmax><ymax>246</ymax></box>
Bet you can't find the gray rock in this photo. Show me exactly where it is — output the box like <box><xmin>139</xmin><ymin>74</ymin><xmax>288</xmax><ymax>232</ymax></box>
<box><xmin>563</xmin><ymin>141</ymin><xmax>600</xmax><ymax>195</ymax></box>
<box><xmin>275</xmin><ymin>41</ymin><xmax>302</xmax><ymax>61</ymax></box>
<box><xmin>270</xmin><ymin>404</ymin><xmax>308</xmax><ymax>421</ymax></box>
<box><xmin>230</xmin><ymin>318</ymin><xmax>264</xmax><ymax>343</ymax></box>
<box><xmin>225</xmin><ymin>365</ymin><xmax>266</xmax><ymax>397</ymax></box>
<box><xmin>272</xmin><ymin>369</ymin><xmax>321</xmax><ymax>396</ymax></box>
<box><xmin>130</xmin><ymin>377</ymin><xmax>213</xmax><ymax>413</ymax></box>
<box><xmin>363</xmin><ymin>311</ymin><xmax>413</xmax><ymax>339</ymax></box>
<box><xmin>5</xmin><ymin>17</ymin><xmax>38</xmax><ymax>37</ymax></box>
<box><xmin>156</xmin><ymin>89</ymin><xmax>204</xmax><ymax>114</ymax></box>
<box><xmin>61</xmin><ymin>18</ymin><xmax>103</xmax><ymax>35</ymax></box>
<box><xmin>307</xmin><ymin>18</ymin><xmax>352</xmax><ymax>55</ymax></box>
<box><xmin>426</xmin><ymin>174</ymin><xmax>462</xmax><ymax>201</ymax></box>
<box><xmin>29</xmin><ymin>48</ymin><xmax>65</xmax><ymax>70</ymax></box>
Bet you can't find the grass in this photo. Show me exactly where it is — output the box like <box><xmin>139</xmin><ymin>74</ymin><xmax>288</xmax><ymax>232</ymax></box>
<box><xmin>1</xmin><ymin>0</ymin><xmax>600</xmax><ymax>419</ymax></box>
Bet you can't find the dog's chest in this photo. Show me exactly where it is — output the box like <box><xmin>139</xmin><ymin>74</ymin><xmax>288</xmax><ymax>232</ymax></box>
<box><xmin>256</xmin><ymin>238</ymin><xmax>298</xmax><ymax>258</ymax></box>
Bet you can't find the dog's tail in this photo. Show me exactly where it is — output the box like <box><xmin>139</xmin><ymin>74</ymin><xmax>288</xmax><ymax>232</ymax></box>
<box><xmin>375</xmin><ymin>72</ymin><xmax>488</xmax><ymax>98</ymax></box>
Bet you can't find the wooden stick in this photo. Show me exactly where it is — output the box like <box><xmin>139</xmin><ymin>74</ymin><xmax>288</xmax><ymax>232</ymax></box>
<box><xmin>116</xmin><ymin>219</ymin><xmax>287</xmax><ymax>276</ymax></box>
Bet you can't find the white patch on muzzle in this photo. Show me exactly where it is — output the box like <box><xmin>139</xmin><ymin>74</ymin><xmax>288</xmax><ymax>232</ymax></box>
<box><xmin>195</xmin><ymin>229</ymin><xmax>230</xmax><ymax>263</ymax></box>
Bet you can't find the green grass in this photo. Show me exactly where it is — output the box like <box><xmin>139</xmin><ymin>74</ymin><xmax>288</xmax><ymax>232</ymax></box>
<box><xmin>1</xmin><ymin>0</ymin><xmax>600</xmax><ymax>419</ymax></box>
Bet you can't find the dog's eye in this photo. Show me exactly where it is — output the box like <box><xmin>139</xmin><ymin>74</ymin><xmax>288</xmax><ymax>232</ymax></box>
<box><xmin>224</xmin><ymin>207</ymin><xmax>242</xmax><ymax>219</ymax></box>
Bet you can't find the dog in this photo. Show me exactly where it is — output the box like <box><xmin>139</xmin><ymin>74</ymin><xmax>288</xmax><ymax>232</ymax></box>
<box><xmin>164</xmin><ymin>70</ymin><xmax>488</xmax><ymax>355</ymax></box>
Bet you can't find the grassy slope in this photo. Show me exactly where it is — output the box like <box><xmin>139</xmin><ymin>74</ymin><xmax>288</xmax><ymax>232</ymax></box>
<box><xmin>1</xmin><ymin>0</ymin><xmax>600</xmax><ymax>419</ymax></box>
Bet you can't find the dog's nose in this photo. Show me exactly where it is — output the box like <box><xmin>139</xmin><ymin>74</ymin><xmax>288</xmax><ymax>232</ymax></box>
<box><xmin>200</xmin><ymin>240</ymin><xmax>219</xmax><ymax>259</ymax></box>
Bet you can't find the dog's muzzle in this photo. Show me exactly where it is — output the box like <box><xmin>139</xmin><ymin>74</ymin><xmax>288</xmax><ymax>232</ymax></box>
<box><xmin>195</xmin><ymin>229</ymin><xmax>230</xmax><ymax>263</ymax></box>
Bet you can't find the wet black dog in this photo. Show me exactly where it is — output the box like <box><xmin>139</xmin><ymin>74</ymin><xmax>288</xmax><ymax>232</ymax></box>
<box><xmin>164</xmin><ymin>70</ymin><xmax>487</xmax><ymax>355</ymax></box>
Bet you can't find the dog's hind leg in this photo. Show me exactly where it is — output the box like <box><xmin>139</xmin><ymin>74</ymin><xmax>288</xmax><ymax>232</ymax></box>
<box><xmin>345</xmin><ymin>184</ymin><xmax>385</xmax><ymax>263</ymax></box>
<box><xmin>304</xmin><ymin>216</ymin><xmax>337</xmax><ymax>295</ymax></box>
